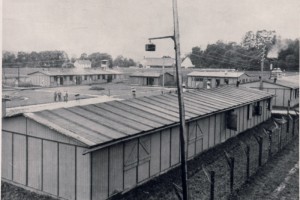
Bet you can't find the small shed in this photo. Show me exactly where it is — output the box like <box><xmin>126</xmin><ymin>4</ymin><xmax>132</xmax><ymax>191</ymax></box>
<box><xmin>129</xmin><ymin>72</ymin><xmax>175</xmax><ymax>86</ymax></box>
<box><xmin>187</xmin><ymin>71</ymin><xmax>250</xmax><ymax>88</ymax></box>
<box><xmin>241</xmin><ymin>78</ymin><xmax>299</xmax><ymax>108</ymax></box>
<box><xmin>2</xmin><ymin>86</ymin><xmax>273</xmax><ymax>200</ymax></box>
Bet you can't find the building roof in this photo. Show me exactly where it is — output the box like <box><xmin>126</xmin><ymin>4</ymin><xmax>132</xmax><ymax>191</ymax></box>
<box><xmin>129</xmin><ymin>72</ymin><xmax>174</xmax><ymax>78</ymax></box>
<box><xmin>20</xmin><ymin>86</ymin><xmax>273</xmax><ymax>149</ymax></box>
<box><xmin>265</xmin><ymin>79</ymin><xmax>299</xmax><ymax>89</ymax></box>
<box><xmin>187</xmin><ymin>71</ymin><xmax>246</xmax><ymax>78</ymax></box>
<box><xmin>27</xmin><ymin>68</ymin><xmax>122</xmax><ymax>76</ymax></box>
<box><xmin>141</xmin><ymin>57</ymin><xmax>175</xmax><ymax>67</ymax></box>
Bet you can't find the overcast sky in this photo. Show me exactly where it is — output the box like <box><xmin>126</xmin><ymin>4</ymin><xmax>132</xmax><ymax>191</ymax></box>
<box><xmin>2</xmin><ymin>0</ymin><xmax>300</xmax><ymax>61</ymax></box>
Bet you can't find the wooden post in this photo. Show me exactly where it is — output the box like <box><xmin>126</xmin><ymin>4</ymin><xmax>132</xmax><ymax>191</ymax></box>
<box><xmin>172</xmin><ymin>0</ymin><xmax>188</xmax><ymax>199</ymax></box>
<box><xmin>210</xmin><ymin>171</ymin><xmax>215</xmax><ymax>200</ymax></box>
<box><xmin>230</xmin><ymin>157</ymin><xmax>235</xmax><ymax>193</ymax></box>
<box><xmin>254</xmin><ymin>135</ymin><xmax>263</xmax><ymax>167</ymax></box>
<box><xmin>246</xmin><ymin>146</ymin><xmax>250</xmax><ymax>180</ymax></box>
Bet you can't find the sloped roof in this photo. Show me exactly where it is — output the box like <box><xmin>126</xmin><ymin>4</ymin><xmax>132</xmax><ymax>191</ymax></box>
<box><xmin>21</xmin><ymin>86</ymin><xmax>273</xmax><ymax>148</ymax></box>
<box><xmin>266</xmin><ymin>79</ymin><xmax>299</xmax><ymax>89</ymax></box>
<box><xmin>27</xmin><ymin>68</ymin><xmax>122</xmax><ymax>76</ymax></box>
<box><xmin>187</xmin><ymin>71</ymin><xmax>246</xmax><ymax>78</ymax></box>
<box><xmin>141</xmin><ymin>57</ymin><xmax>175</xmax><ymax>67</ymax></box>
<box><xmin>129</xmin><ymin>72</ymin><xmax>174</xmax><ymax>77</ymax></box>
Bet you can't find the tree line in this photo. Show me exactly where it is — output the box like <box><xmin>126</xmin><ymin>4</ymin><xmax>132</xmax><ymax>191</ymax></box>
<box><xmin>2</xmin><ymin>51</ymin><xmax>137</xmax><ymax>68</ymax></box>
<box><xmin>189</xmin><ymin>30</ymin><xmax>299</xmax><ymax>71</ymax></box>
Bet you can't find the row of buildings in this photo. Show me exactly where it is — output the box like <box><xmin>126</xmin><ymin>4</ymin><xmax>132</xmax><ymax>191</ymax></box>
<box><xmin>2</xmin><ymin>86</ymin><xmax>277</xmax><ymax>200</ymax></box>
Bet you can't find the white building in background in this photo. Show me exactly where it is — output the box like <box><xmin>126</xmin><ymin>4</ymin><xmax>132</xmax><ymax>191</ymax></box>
<box><xmin>74</xmin><ymin>60</ymin><xmax>92</xmax><ymax>69</ymax></box>
<box><xmin>140</xmin><ymin>57</ymin><xmax>175</xmax><ymax>68</ymax></box>
<box><xmin>181</xmin><ymin>57</ymin><xmax>195</xmax><ymax>68</ymax></box>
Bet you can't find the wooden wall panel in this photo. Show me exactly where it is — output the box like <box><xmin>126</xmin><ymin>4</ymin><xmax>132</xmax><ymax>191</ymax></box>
<box><xmin>138</xmin><ymin>162</ymin><xmax>150</xmax><ymax>183</ymax></box>
<box><xmin>215</xmin><ymin>114</ymin><xmax>221</xmax><ymax>145</ymax></box>
<box><xmin>27</xmin><ymin>119</ymin><xmax>86</xmax><ymax>146</ymax></box>
<box><xmin>59</xmin><ymin>144</ymin><xmax>76</xmax><ymax>200</ymax></box>
<box><xmin>220</xmin><ymin>113</ymin><xmax>226</xmax><ymax>143</ymax></box>
<box><xmin>187</xmin><ymin>122</ymin><xmax>196</xmax><ymax>158</ymax></box>
<box><xmin>170</xmin><ymin>127</ymin><xmax>180</xmax><ymax>166</ymax></box>
<box><xmin>109</xmin><ymin>144</ymin><xmax>124</xmax><ymax>196</ymax></box>
<box><xmin>28</xmin><ymin>137</ymin><xmax>42</xmax><ymax>190</ymax></box>
<box><xmin>43</xmin><ymin>141</ymin><xmax>58</xmax><ymax>196</ymax></box>
<box><xmin>276</xmin><ymin>89</ymin><xmax>284</xmax><ymax>107</ymax></box>
<box><xmin>2</xmin><ymin>131</ymin><xmax>12</xmax><ymax>180</ymax></box>
<box><xmin>76</xmin><ymin>147</ymin><xmax>91</xmax><ymax>200</ymax></box>
<box><xmin>13</xmin><ymin>134</ymin><xmax>26</xmax><ymax>185</ymax></box>
<box><xmin>150</xmin><ymin>132</ymin><xmax>161</xmax><ymax>176</ymax></box>
<box><xmin>243</xmin><ymin>106</ymin><xmax>248</xmax><ymax>132</ymax></box>
<box><xmin>201</xmin><ymin>118</ymin><xmax>209</xmax><ymax>151</ymax></box>
<box><xmin>92</xmin><ymin>148</ymin><xmax>108</xmax><ymax>200</ymax></box>
<box><xmin>2</xmin><ymin>116</ymin><xmax>26</xmax><ymax>134</ymax></box>
<box><xmin>209</xmin><ymin>115</ymin><xmax>215</xmax><ymax>148</ymax></box>
<box><xmin>160</xmin><ymin>129</ymin><xmax>170</xmax><ymax>171</ymax></box>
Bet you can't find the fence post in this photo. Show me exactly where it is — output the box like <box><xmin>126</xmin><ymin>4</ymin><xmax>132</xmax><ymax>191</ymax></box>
<box><xmin>224</xmin><ymin>151</ymin><xmax>235</xmax><ymax>194</ymax></box>
<box><xmin>246</xmin><ymin>145</ymin><xmax>250</xmax><ymax>180</ymax></box>
<box><xmin>210</xmin><ymin>171</ymin><xmax>215</xmax><ymax>200</ymax></box>
<box><xmin>253</xmin><ymin>135</ymin><xmax>263</xmax><ymax>167</ymax></box>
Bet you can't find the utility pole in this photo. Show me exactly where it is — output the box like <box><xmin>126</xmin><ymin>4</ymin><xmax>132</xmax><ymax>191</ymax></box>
<box><xmin>146</xmin><ymin>1</ymin><xmax>188</xmax><ymax>198</ymax></box>
<box><xmin>162</xmin><ymin>58</ymin><xmax>165</xmax><ymax>90</ymax></box>
<box><xmin>259</xmin><ymin>45</ymin><xmax>266</xmax><ymax>90</ymax></box>
<box><xmin>172</xmin><ymin>0</ymin><xmax>188</xmax><ymax>199</ymax></box>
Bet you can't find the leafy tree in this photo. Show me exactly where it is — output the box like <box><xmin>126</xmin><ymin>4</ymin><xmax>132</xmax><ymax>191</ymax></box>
<box><xmin>113</xmin><ymin>55</ymin><xmax>136</xmax><ymax>67</ymax></box>
<box><xmin>88</xmin><ymin>52</ymin><xmax>113</xmax><ymax>68</ymax></box>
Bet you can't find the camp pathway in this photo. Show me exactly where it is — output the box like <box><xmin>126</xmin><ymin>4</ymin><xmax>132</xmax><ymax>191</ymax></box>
<box><xmin>232</xmin><ymin>136</ymin><xmax>299</xmax><ymax>200</ymax></box>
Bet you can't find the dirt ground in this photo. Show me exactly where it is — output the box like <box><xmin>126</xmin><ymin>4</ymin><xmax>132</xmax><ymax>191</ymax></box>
<box><xmin>231</xmin><ymin>135</ymin><xmax>299</xmax><ymax>200</ymax></box>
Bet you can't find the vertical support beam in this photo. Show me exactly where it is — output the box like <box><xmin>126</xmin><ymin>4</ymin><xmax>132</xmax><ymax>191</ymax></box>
<box><xmin>172</xmin><ymin>0</ymin><xmax>188</xmax><ymax>199</ymax></box>
<box><xmin>259</xmin><ymin>46</ymin><xmax>265</xmax><ymax>90</ymax></box>
<box><xmin>230</xmin><ymin>157</ymin><xmax>235</xmax><ymax>194</ymax></box>
<box><xmin>210</xmin><ymin>171</ymin><xmax>215</xmax><ymax>200</ymax></box>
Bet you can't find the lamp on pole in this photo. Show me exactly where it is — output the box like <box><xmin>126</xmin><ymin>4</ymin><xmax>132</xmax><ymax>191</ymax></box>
<box><xmin>145</xmin><ymin>0</ymin><xmax>188</xmax><ymax>199</ymax></box>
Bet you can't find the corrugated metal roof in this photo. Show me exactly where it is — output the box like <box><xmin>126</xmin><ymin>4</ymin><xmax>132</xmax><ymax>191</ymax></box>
<box><xmin>187</xmin><ymin>71</ymin><xmax>246</xmax><ymax>78</ymax></box>
<box><xmin>23</xmin><ymin>86</ymin><xmax>273</xmax><ymax>148</ymax></box>
<box><xmin>27</xmin><ymin>68</ymin><xmax>122</xmax><ymax>76</ymax></box>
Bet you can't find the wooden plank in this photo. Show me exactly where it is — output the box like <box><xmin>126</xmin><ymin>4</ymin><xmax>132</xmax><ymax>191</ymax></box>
<box><xmin>138</xmin><ymin>161</ymin><xmax>150</xmax><ymax>183</ymax></box>
<box><xmin>209</xmin><ymin>116</ymin><xmax>215</xmax><ymax>148</ymax></box>
<box><xmin>2</xmin><ymin>116</ymin><xmax>26</xmax><ymax>134</ymax></box>
<box><xmin>201</xmin><ymin>118</ymin><xmax>209</xmax><ymax>151</ymax></box>
<box><xmin>243</xmin><ymin>106</ymin><xmax>248</xmax><ymax>131</ymax></box>
<box><xmin>109</xmin><ymin>144</ymin><xmax>124</xmax><ymax>196</ymax></box>
<box><xmin>13</xmin><ymin>134</ymin><xmax>26</xmax><ymax>185</ymax></box>
<box><xmin>92</xmin><ymin>148</ymin><xmax>109</xmax><ymax>200</ymax></box>
<box><xmin>76</xmin><ymin>147</ymin><xmax>91</xmax><ymax>200</ymax></box>
<box><xmin>2</xmin><ymin>131</ymin><xmax>13</xmax><ymax>180</ymax></box>
<box><xmin>124</xmin><ymin>140</ymin><xmax>137</xmax><ymax>190</ymax></box>
<box><xmin>220</xmin><ymin>112</ymin><xmax>226</xmax><ymax>143</ymax></box>
<box><xmin>150</xmin><ymin>132</ymin><xmax>161</xmax><ymax>176</ymax></box>
<box><xmin>43</xmin><ymin>140</ymin><xmax>58</xmax><ymax>196</ymax></box>
<box><xmin>170</xmin><ymin>127</ymin><xmax>180</xmax><ymax>166</ymax></box>
<box><xmin>187</xmin><ymin>122</ymin><xmax>196</xmax><ymax>158</ymax></box>
<box><xmin>215</xmin><ymin>114</ymin><xmax>221</xmax><ymax>145</ymax></box>
<box><xmin>160</xmin><ymin>129</ymin><xmax>170</xmax><ymax>171</ymax></box>
<box><xmin>124</xmin><ymin>167</ymin><xmax>136</xmax><ymax>190</ymax></box>
<box><xmin>59</xmin><ymin>144</ymin><xmax>76</xmax><ymax>200</ymax></box>
<box><xmin>28</xmin><ymin>137</ymin><xmax>42</xmax><ymax>190</ymax></box>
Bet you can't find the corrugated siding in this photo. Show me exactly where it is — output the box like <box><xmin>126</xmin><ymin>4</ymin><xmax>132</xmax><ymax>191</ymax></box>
<box><xmin>76</xmin><ymin>147</ymin><xmax>91</xmax><ymax>200</ymax></box>
<box><xmin>138</xmin><ymin>136</ymin><xmax>151</xmax><ymax>183</ymax></box>
<box><xmin>92</xmin><ymin>148</ymin><xmax>109</xmax><ymax>200</ymax></box>
<box><xmin>188</xmin><ymin>122</ymin><xmax>196</xmax><ymax>158</ymax></box>
<box><xmin>28</xmin><ymin>137</ymin><xmax>42</xmax><ymax>190</ymax></box>
<box><xmin>2</xmin><ymin>131</ymin><xmax>12</xmax><ymax>180</ymax></box>
<box><xmin>59</xmin><ymin>144</ymin><xmax>76</xmax><ymax>200</ymax></box>
<box><xmin>109</xmin><ymin>144</ymin><xmax>124</xmax><ymax>195</ymax></box>
<box><xmin>160</xmin><ymin>129</ymin><xmax>170</xmax><ymax>171</ymax></box>
<box><xmin>220</xmin><ymin>112</ymin><xmax>226</xmax><ymax>142</ymax></box>
<box><xmin>13</xmin><ymin>134</ymin><xmax>26</xmax><ymax>185</ymax></box>
<box><xmin>43</xmin><ymin>141</ymin><xmax>58</xmax><ymax>195</ymax></box>
<box><xmin>150</xmin><ymin>132</ymin><xmax>160</xmax><ymax>176</ymax></box>
<box><xmin>215</xmin><ymin>114</ymin><xmax>221</xmax><ymax>145</ymax></box>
